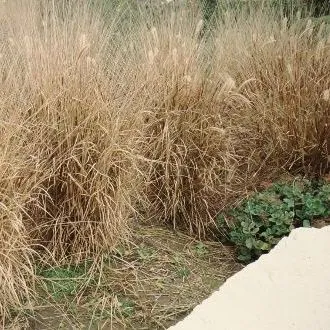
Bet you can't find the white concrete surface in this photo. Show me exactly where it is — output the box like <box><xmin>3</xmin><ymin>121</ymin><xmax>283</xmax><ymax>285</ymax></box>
<box><xmin>169</xmin><ymin>226</ymin><xmax>330</xmax><ymax>330</ymax></box>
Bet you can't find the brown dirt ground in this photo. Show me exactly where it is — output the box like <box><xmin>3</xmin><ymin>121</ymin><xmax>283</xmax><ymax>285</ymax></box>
<box><xmin>7</xmin><ymin>225</ymin><xmax>241</xmax><ymax>330</ymax></box>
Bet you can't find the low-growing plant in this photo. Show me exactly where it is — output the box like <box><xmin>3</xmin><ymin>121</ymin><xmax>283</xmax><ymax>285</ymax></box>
<box><xmin>172</xmin><ymin>254</ymin><xmax>191</xmax><ymax>280</ymax></box>
<box><xmin>118</xmin><ymin>298</ymin><xmax>135</xmax><ymax>318</ymax></box>
<box><xmin>194</xmin><ymin>242</ymin><xmax>208</xmax><ymax>257</ymax></box>
<box><xmin>176</xmin><ymin>266</ymin><xmax>191</xmax><ymax>280</ymax></box>
<box><xmin>219</xmin><ymin>179</ymin><xmax>330</xmax><ymax>262</ymax></box>
<box><xmin>38</xmin><ymin>263</ymin><xmax>90</xmax><ymax>300</ymax></box>
<box><xmin>136</xmin><ymin>244</ymin><xmax>156</xmax><ymax>262</ymax></box>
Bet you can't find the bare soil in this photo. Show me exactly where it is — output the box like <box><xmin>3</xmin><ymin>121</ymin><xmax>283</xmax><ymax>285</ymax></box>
<box><xmin>8</xmin><ymin>225</ymin><xmax>241</xmax><ymax>330</ymax></box>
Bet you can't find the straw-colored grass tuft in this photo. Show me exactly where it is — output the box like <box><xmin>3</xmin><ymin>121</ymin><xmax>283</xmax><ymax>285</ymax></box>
<box><xmin>139</xmin><ymin>25</ymin><xmax>247</xmax><ymax>235</ymax></box>
<box><xmin>0</xmin><ymin>0</ymin><xmax>142</xmax><ymax>319</ymax></box>
<box><xmin>0</xmin><ymin>156</ymin><xmax>36</xmax><ymax>322</ymax></box>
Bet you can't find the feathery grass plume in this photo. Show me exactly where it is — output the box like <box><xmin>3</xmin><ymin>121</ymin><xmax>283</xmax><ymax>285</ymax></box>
<box><xmin>211</xmin><ymin>6</ymin><xmax>330</xmax><ymax>175</ymax></box>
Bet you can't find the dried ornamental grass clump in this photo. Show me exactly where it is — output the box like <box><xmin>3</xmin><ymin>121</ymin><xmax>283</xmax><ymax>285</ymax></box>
<box><xmin>14</xmin><ymin>2</ymin><xmax>142</xmax><ymax>262</ymax></box>
<box><xmin>135</xmin><ymin>3</ymin><xmax>329</xmax><ymax>236</ymax></box>
<box><xmin>135</xmin><ymin>15</ymin><xmax>252</xmax><ymax>236</ymax></box>
<box><xmin>0</xmin><ymin>1</ymin><xmax>143</xmax><ymax>318</ymax></box>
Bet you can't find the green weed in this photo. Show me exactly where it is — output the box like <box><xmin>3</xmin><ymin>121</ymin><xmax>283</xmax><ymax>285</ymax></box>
<box><xmin>176</xmin><ymin>266</ymin><xmax>191</xmax><ymax>280</ymax></box>
<box><xmin>137</xmin><ymin>244</ymin><xmax>157</xmax><ymax>262</ymax></box>
<box><xmin>218</xmin><ymin>179</ymin><xmax>330</xmax><ymax>262</ymax></box>
<box><xmin>38</xmin><ymin>264</ymin><xmax>90</xmax><ymax>300</ymax></box>
<box><xmin>172</xmin><ymin>254</ymin><xmax>191</xmax><ymax>280</ymax></box>
<box><xmin>194</xmin><ymin>242</ymin><xmax>208</xmax><ymax>257</ymax></box>
<box><xmin>118</xmin><ymin>298</ymin><xmax>135</xmax><ymax>318</ymax></box>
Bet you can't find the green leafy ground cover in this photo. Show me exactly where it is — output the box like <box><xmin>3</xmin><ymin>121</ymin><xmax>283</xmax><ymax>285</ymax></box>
<box><xmin>220</xmin><ymin>179</ymin><xmax>330</xmax><ymax>262</ymax></box>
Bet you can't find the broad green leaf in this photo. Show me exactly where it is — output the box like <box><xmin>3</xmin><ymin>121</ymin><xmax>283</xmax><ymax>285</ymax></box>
<box><xmin>303</xmin><ymin>219</ymin><xmax>311</xmax><ymax>227</ymax></box>
<box><xmin>245</xmin><ymin>238</ymin><xmax>254</xmax><ymax>249</ymax></box>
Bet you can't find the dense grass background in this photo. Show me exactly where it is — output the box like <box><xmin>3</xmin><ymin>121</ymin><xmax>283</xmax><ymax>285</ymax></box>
<box><xmin>0</xmin><ymin>0</ymin><xmax>329</xmax><ymax>321</ymax></box>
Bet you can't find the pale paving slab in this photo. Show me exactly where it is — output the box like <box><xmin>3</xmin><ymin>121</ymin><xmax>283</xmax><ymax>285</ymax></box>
<box><xmin>169</xmin><ymin>226</ymin><xmax>330</xmax><ymax>330</ymax></box>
